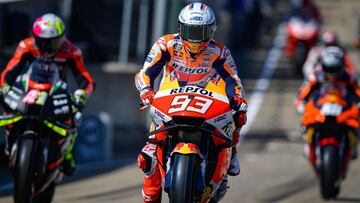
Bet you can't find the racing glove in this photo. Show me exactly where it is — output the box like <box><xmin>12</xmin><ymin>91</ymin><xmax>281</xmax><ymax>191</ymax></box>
<box><xmin>230</xmin><ymin>95</ymin><xmax>248</xmax><ymax>112</ymax></box>
<box><xmin>234</xmin><ymin>111</ymin><xmax>247</xmax><ymax>128</ymax></box>
<box><xmin>140</xmin><ymin>88</ymin><xmax>155</xmax><ymax>105</ymax></box>
<box><xmin>74</xmin><ymin>89</ymin><xmax>87</xmax><ymax>108</ymax></box>
<box><xmin>295</xmin><ymin>99</ymin><xmax>305</xmax><ymax>114</ymax></box>
<box><xmin>0</xmin><ymin>83</ymin><xmax>10</xmax><ymax>96</ymax></box>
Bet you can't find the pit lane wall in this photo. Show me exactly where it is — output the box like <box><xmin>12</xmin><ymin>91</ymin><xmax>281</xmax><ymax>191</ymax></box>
<box><xmin>70</xmin><ymin>62</ymin><xmax>146</xmax><ymax>161</ymax></box>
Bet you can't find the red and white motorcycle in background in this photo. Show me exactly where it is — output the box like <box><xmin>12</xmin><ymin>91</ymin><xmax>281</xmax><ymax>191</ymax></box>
<box><xmin>286</xmin><ymin>16</ymin><xmax>320</xmax><ymax>75</ymax></box>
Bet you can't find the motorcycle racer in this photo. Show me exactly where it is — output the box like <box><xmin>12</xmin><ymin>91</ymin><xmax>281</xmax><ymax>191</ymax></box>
<box><xmin>0</xmin><ymin>13</ymin><xmax>95</xmax><ymax>176</ymax></box>
<box><xmin>295</xmin><ymin>46</ymin><xmax>360</xmax><ymax>159</ymax></box>
<box><xmin>135</xmin><ymin>3</ymin><xmax>247</xmax><ymax>202</ymax></box>
<box><xmin>303</xmin><ymin>31</ymin><xmax>356</xmax><ymax>81</ymax></box>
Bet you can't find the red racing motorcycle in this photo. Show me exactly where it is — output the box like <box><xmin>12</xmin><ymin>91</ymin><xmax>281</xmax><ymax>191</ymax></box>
<box><xmin>286</xmin><ymin>16</ymin><xmax>320</xmax><ymax>74</ymax></box>
<box><xmin>142</xmin><ymin>74</ymin><xmax>235</xmax><ymax>203</ymax></box>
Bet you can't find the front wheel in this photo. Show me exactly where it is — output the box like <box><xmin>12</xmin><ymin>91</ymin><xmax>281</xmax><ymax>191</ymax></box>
<box><xmin>169</xmin><ymin>154</ymin><xmax>199</xmax><ymax>203</ymax></box>
<box><xmin>320</xmin><ymin>145</ymin><xmax>340</xmax><ymax>200</ymax></box>
<box><xmin>13</xmin><ymin>137</ymin><xmax>37</xmax><ymax>203</ymax></box>
<box><xmin>33</xmin><ymin>182</ymin><xmax>56</xmax><ymax>203</ymax></box>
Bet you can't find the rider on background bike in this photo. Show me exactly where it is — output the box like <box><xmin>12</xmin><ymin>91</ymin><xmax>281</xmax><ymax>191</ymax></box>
<box><xmin>135</xmin><ymin>3</ymin><xmax>247</xmax><ymax>202</ymax></box>
<box><xmin>303</xmin><ymin>31</ymin><xmax>356</xmax><ymax>81</ymax></box>
<box><xmin>0</xmin><ymin>13</ymin><xmax>95</xmax><ymax>176</ymax></box>
<box><xmin>295</xmin><ymin>46</ymin><xmax>360</xmax><ymax>159</ymax></box>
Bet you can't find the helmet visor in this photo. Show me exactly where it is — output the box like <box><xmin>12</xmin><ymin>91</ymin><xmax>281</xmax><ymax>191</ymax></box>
<box><xmin>179</xmin><ymin>22</ymin><xmax>214</xmax><ymax>42</ymax></box>
<box><xmin>34</xmin><ymin>35</ymin><xmax>64</xmax><ymax>54</ymax></box>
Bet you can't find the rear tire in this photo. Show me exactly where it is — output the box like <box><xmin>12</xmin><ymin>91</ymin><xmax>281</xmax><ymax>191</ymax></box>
<box><xmin>169</xmin><ymin>154</ymin><xmax>198</xmax><ymax>203</ymax></box>
<box><xmin>320</xmin><ymin>145</ymin><xmax>340</xmax><ymax>200</ymax></box>
<box><xmin>13</xmin><ymin>138</ymin><xmax>37</xmax><ymax>203</ymax></box>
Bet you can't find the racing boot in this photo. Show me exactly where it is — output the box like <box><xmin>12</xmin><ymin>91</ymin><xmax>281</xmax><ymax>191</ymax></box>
<box><xmin>60</xmin><ymin>131</ymin><xmax>77</xmax><ymax>176</ymax></box>
<box><xmin>352</xmin><ymin>146</ymin><xmax>358</xmax><ymax>160</ymax></box>
<box><xmin>350</xmin><ymin>130</ymin><xmax>358</xmax><ymax>160</ymax></box>
<box><xmin>228</xmin><ymin>128</ymin><xmax>241</xmax><ymax>176</ymax></box>
<box><xmin>137</xmin><ymin>143</ymin><xmax>162</xmax><ymax>203</ymax></box>
<box><xmin>4</xmin><ymin>126</ymin><xmax>11</xmax><ymax>157</ymax></box>
<box><xmin>208</xmin><ymin>175</ymin><xmax>228</xmax><ymax>203</ymax></box>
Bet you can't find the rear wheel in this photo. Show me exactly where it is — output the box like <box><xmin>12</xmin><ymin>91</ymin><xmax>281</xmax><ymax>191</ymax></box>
<box><xmin>320</xmin><ymin>145</ymin><xmax>340</xmax><ymax>200</ymax></box>
<box><xmin>13</xmin><ymin>137</ymin><xmax>37</xmax><ymax>203</ymax></box>
<box><xmin>169</xmin><ymin>154</ymin><xmax>199</xmax><ymax>203</ymax></box>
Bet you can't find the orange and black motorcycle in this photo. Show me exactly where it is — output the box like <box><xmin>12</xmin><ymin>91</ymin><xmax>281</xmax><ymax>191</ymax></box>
<box><xmin>301</xmin><ymin>81</ymin><xmax>358</xmax><ymax>199</ymax></box>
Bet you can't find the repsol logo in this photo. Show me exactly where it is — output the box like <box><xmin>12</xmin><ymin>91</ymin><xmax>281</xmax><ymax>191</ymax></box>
<box><xmin>172</xmin><ymin>63</ymin><xmax>208</xmax><ymax>74</ymax></box>
<box><xmin>170</xmin><ymin>86</ymin><xmax>213</xmax><ymax>97</ymax></box>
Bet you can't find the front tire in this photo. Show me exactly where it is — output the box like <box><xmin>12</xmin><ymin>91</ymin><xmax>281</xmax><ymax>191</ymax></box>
<box><xmin>33</xmin><ymin>182</ymin><xmax>56</xmax><ymax>203</ymax></box>
<box><xmin>169</xmin><ymin>154</ymin><xmax>199</xmax><ymax>203</ymax></box>
<box><xmin>13</xmin><ymin>137</ymin><xmax>37</xmax><ymax>203</ymax></box>
<box><xmin>320</xmin><ymin>145</ymin><xmax>340</xmax><ymax>200</ymax></box>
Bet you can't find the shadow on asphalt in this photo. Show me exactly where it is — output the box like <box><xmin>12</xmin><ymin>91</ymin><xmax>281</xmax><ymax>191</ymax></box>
<box><xmin>335</xmin><ymin>197</ymin><xmax>360</xmax><ymax>202</ymax></box>
<box><xmin>0</xmin><ymin>152</ymin><xmax>138</xmax><ymax>197</ymax></box>
<box><xmin>69</xmin><ymin>183</ymin><xmax>142</xmax><ymax>202</ymax></box>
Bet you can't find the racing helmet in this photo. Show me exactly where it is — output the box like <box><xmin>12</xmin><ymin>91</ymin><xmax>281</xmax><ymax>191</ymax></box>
<box><xmin>178</xmin><ymin>3</ymin><xmax>216</xmax><ymax>54</ymax></box>
<box><xmin>320</xmin><ymin>46</ymin><xmax>345</xmax><ymax>76</ymax></box>
<box><xmin>32</xmin><ymin>13</ymin><xmax>65</xmax><ymax>55</ymax></box>
<box><xmin>320</xmin><ymin>31</ymin><xmax>338</xmax><ymax>47</ymax></box>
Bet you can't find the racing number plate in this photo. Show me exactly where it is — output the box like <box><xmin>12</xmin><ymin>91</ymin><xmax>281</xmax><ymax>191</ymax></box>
<box><xmin>320</xmin><ymin>103</ymin><xmax>342</xmax><ymax>116</ymax></box>
<box><xmin>168</xmin><ymin>95</ymin><xmax>213</xmax><ymax>114</ymax></box>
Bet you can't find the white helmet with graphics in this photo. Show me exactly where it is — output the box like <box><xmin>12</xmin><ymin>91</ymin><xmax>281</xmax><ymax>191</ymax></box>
<box><xmin>320</xmin><ymin>46</ymin><xmax>345</xmax><ymax>75</ymax></box>
<box><xmin>178</xmin><ymin>3</ymin><xmax>216</xmax><ymax>53</ymax></box>
<box><xmin>32</xmin><ymin>13</ymin><xmax>66</xmax><ymax>54</ymax></box>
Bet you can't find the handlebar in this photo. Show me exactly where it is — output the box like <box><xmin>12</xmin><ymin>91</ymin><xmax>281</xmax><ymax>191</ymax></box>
<box><xmin>139</xmin><ymin>102</ymin><xmax>150</xmax><ymax>111</ymax></box>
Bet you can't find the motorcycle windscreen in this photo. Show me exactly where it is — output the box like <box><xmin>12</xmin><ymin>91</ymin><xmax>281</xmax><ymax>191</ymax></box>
<box><xmin>28</xmin><ymin>60</ymin><xmax>60</xmax><ymax>84</ymax></box>
<box><xmin>159</xmin><ymin>69</ymin><xmax>227</xmax><ymax>96</ymax></box>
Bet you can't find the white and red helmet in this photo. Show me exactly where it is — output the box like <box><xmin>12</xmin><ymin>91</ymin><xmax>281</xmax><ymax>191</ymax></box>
<box><xmin>178</xmin><ymin>3</ymin><xmax>216</xmax><ymax>53</ymax></box>
<box><xmin>32</xmin><ymin>13</ymin><xmax>65</xmax><ymax>54</ymax></box>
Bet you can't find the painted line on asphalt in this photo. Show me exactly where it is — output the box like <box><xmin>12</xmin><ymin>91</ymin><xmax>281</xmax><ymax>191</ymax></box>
<box><xmin>240</xmin><ymin>23</ymin><xmax>288</xmax><ymax>140</ymax></box>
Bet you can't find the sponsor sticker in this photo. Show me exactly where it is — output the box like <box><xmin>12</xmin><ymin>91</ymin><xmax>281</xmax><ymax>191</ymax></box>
<box><xmin>174</xmin><ymin>43</ymin><xmax>183</xmax><ymax>51</ymax></box>
<box><xmin>146</xmin><ymin>56</ymin><xmax>153</xmax><ymax>63</ymax></box>
<box><xmin>170</xmin><ymin>86</ymin><xmax>214</xmax><ymax>97</ymax></box>
<box><xmin>214</xmin><ymin>114</ymin><xmax>227</xmax><ymax>123</ymax></box>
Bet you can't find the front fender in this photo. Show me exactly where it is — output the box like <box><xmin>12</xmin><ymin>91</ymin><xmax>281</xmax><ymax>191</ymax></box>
<box><xmin>171</xmin><ymin>143</ymin><xmax>201</xmax><ymax>156</ymax></box>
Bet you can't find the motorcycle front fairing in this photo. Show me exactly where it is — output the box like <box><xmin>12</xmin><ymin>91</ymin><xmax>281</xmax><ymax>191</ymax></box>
<box><xmin>1</xmin><ymin>74</ymin><xmax>73</xmax><ymax>193</ymax></box>
<box><xmin>2</xmin><ymin>74</ymin><xmax>73</xmax><ymax>135</ymax></box>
